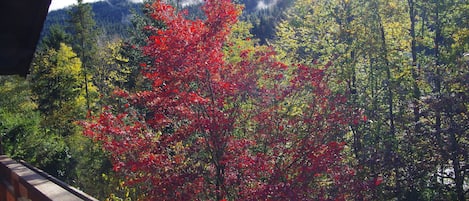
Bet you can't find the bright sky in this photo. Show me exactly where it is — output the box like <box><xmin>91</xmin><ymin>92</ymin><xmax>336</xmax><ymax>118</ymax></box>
<box><xmin>48</xmin><ymin>0</ymin><xmax>143</xmax><ymax>11</ymax></box>
<box><xmin>49</xmin><ymin>0</ymin><xmax>101</xmax><ymax>11</ymax></box>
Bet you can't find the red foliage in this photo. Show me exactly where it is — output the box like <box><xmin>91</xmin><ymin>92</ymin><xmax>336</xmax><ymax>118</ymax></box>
<box><xmin>83</xmin><ymin>0</ymin><xmax>370</xmax><ymax>200</ymax></box>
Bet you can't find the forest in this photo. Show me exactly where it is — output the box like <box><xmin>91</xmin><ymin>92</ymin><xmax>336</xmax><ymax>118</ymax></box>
<box><xmin>0</xmin><ymin>0</ymin><xmax>468</xmax><ymax>200</ymax></box>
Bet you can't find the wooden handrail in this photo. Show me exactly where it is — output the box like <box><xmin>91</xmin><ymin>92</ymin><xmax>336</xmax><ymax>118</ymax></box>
<box><xmin>0</xmin><ymin>155</ymin><xmax>98</xmax><ymax>201</ymax></box>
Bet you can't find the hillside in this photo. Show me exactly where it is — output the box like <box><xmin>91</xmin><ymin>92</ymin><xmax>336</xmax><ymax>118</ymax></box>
<box><xmin>42</xmin><ymin>0</ymin><xmax>295</xmax><ymax>43</ymax></box>
<box><xmin>43</xmin><ymin>0</ymin><xmax>141</xmax><ymax>39</ymax></box>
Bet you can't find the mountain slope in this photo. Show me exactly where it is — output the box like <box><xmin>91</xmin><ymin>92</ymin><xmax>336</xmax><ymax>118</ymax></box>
<box><xmin>42</xmin><ymin>0</ymin><xmax>295</xmax><ymax>43</ymax></box>
<box><xmin>43</xmin><ymin>0</ymin><xmax>141</xmax><ymax>39</ymax></box>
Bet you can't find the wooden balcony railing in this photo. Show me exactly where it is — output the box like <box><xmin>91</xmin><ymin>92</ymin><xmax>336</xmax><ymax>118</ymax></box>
<box><xmin>0</xmin><ymin>155</ymin><xmax>98</xmax><ymax>201</ymax></box>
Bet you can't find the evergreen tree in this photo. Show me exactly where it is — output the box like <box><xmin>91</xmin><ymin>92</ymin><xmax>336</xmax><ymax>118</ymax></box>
<box><xmin>28</xmin><ymin>43</ymin><xmax>93</xmax><ymax>181</ymax></box>
<box><xmin>68</xmin><ymin>0</ymin><xmax>100</xmax><ymax>111</ymax></box>
<box><xmin>39</xmin><ymin>24</ymin><xmax>72</xmax><ymax>51</ymax></box>
<box><xmin>30</xmin><ymin>43</ymin><xmax>91</xmax><ymax>136</ymax></box>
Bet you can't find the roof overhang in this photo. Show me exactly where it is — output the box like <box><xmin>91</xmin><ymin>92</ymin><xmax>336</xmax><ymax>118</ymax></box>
<box><xmin>0</xmin><ymin>0</ymin><xmax>51</xmax><ymax>76</ymax></box>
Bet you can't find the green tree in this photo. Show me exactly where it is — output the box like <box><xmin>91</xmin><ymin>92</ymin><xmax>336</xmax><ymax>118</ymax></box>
<box><xmin>30</xmin><ymin>43</ymin><xmax>90</xmax><ymax>135</ymax></box>
<box><xmin>39</xmin><ymin>24</ymin><xmax>72</xmax><ymax>51</ymax></box>
<box><xmin>94</xmin><ymin>40</ymin><xmax>131</xmax><ymax>101</ymax></box>
<box><xmin>29</xmin><ymin>43</ymin><xmax>90</xmax><ymax>181</ymax></box>
<box><xmin>30</xmin><ymin>43</ymin><xmax>115</xmax><ymax>198</ymax></box>
<box><xmin>117</xmin><ymin>1</ymin><xmax>166</xmax><ymax>92</ymax></box>
<box><xmin>417</xmin><ymin>1</ymin><xmax>469</xmax><ymax>200</ymax></box>
<box><xmin>0</xmin><ymin>76</ymin><xmax>74</xmax><ymax>181</ymax></box>
<box><xmin>273</xmin><ymin>0</ymin><xmax>469</xmax><ymax>200</ymax></box>
<box><xmin>68</xmin><ymin>0</ymin><xmax>100</xmax><ymax>111</ymax></box>
<box><xmin>0</xmin><ymin>76</ymin><xmax>40</xmax><ymax>156</ymax></box>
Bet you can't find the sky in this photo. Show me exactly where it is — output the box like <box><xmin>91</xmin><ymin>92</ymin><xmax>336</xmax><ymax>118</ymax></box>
<box><xmin>49</xmin><ymin>0</ymin><xmax>100</xmax><ymax>11</ymax></box>
<box><xmin>48</xmin><ymin>0</ymin><xmax>143</xmax><ymax>11</ymax></box>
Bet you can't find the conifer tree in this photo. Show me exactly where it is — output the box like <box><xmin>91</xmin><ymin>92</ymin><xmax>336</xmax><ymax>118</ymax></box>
<box><xmin>68</xmin><ymin>0</ymin><xmax>100</xmax><ymax>111</ymax></box>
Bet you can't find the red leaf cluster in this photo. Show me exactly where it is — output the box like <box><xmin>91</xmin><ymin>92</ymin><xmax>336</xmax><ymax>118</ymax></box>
<box><xmin>83</xmin><ymin>0</ymin><xmax>370</xmax><ymax>200</ymax></box>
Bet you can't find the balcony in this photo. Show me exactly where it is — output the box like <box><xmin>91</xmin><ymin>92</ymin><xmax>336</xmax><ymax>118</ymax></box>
<box><xmin>0</xmin><ymin>155</ymin><xmax>97</xmax><ymax>201</ymax></box>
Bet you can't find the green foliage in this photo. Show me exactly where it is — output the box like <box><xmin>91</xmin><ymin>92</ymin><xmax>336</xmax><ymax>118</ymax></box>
<box><xmin>68</xmin><ymin>0</ymin><xmax>101</xmax><ymax>111</ymax></box>
<box><xmin>274</xmin><ymin>0</ymin><xmax>469</xmax><ymax>200</ymax></box>
<box><xmin>68</xmin><ymin>0</ymin><xmax>100</xmax><ymax>60</ymax></box>
<box><xmin>0</xmin><ymin>76</ymin><xmax>73</xmax><ymax>181</ymax></box>
<box><xmin>39</xmin><ymin>24</ymin><xmax>72</xmax><ymax>51</ymax></box>
<box><xmin>3</xmin><ymin>0</ymin><xmax>467</xmax><ymax>200</ymax></box>
<box><xmin>0</xmin><ymin>76</ymin><xmax>40</xmax><ymax>156</ymax></box>
<box><xmin>117</xmin><ymin>2</ymin><xmax>167</xmax><ymax>92</ymax></box>
<box><xmin>223</xmin><ymin>20</ymin><xmax>260</xmax><ymax>64</ymax></box>
<box><xmin>43</xmin><ymin>0</ymin><xmax>294</xmax><ymax>46</ymax></box>
<box><xmin>26</xmin><ymin>42</ymin><xmax>116</xmax><ymax>199</ymax></box>
<box><xmin>30</xmin><ymin>43</ymin><xmax>91</xmax><ymax>136</ymax></box>
<box><xmin>22</xmin><ymin>132</ymin><xmax>74</xmax><ymax>180</ymax></box>
<box><xmin>67</xmin><ymin>132</ymin><xmax>116</xmax><ymax>198</ymax></box>
<box><xmin>94</xmin><ymin>40</ymin><xmax>133</xmax><ymax>104</ymax></box>
<box><xmin>43</xmin><ymin>0</ymin><xmax>141</xmax><ymax>40</ymax></box>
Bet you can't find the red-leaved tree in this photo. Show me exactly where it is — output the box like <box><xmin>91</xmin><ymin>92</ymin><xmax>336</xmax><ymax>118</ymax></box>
<box><xmin>84</xmin><ymin>0</ymin><xmax>370</xmax><ymax>200</ymax></box>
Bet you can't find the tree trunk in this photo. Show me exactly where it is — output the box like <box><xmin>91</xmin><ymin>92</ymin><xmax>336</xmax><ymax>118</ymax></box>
<box><xmin>375</xmin><ymin>4</ymin><xmax>400</xmax><ymax>199</ymax></box>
